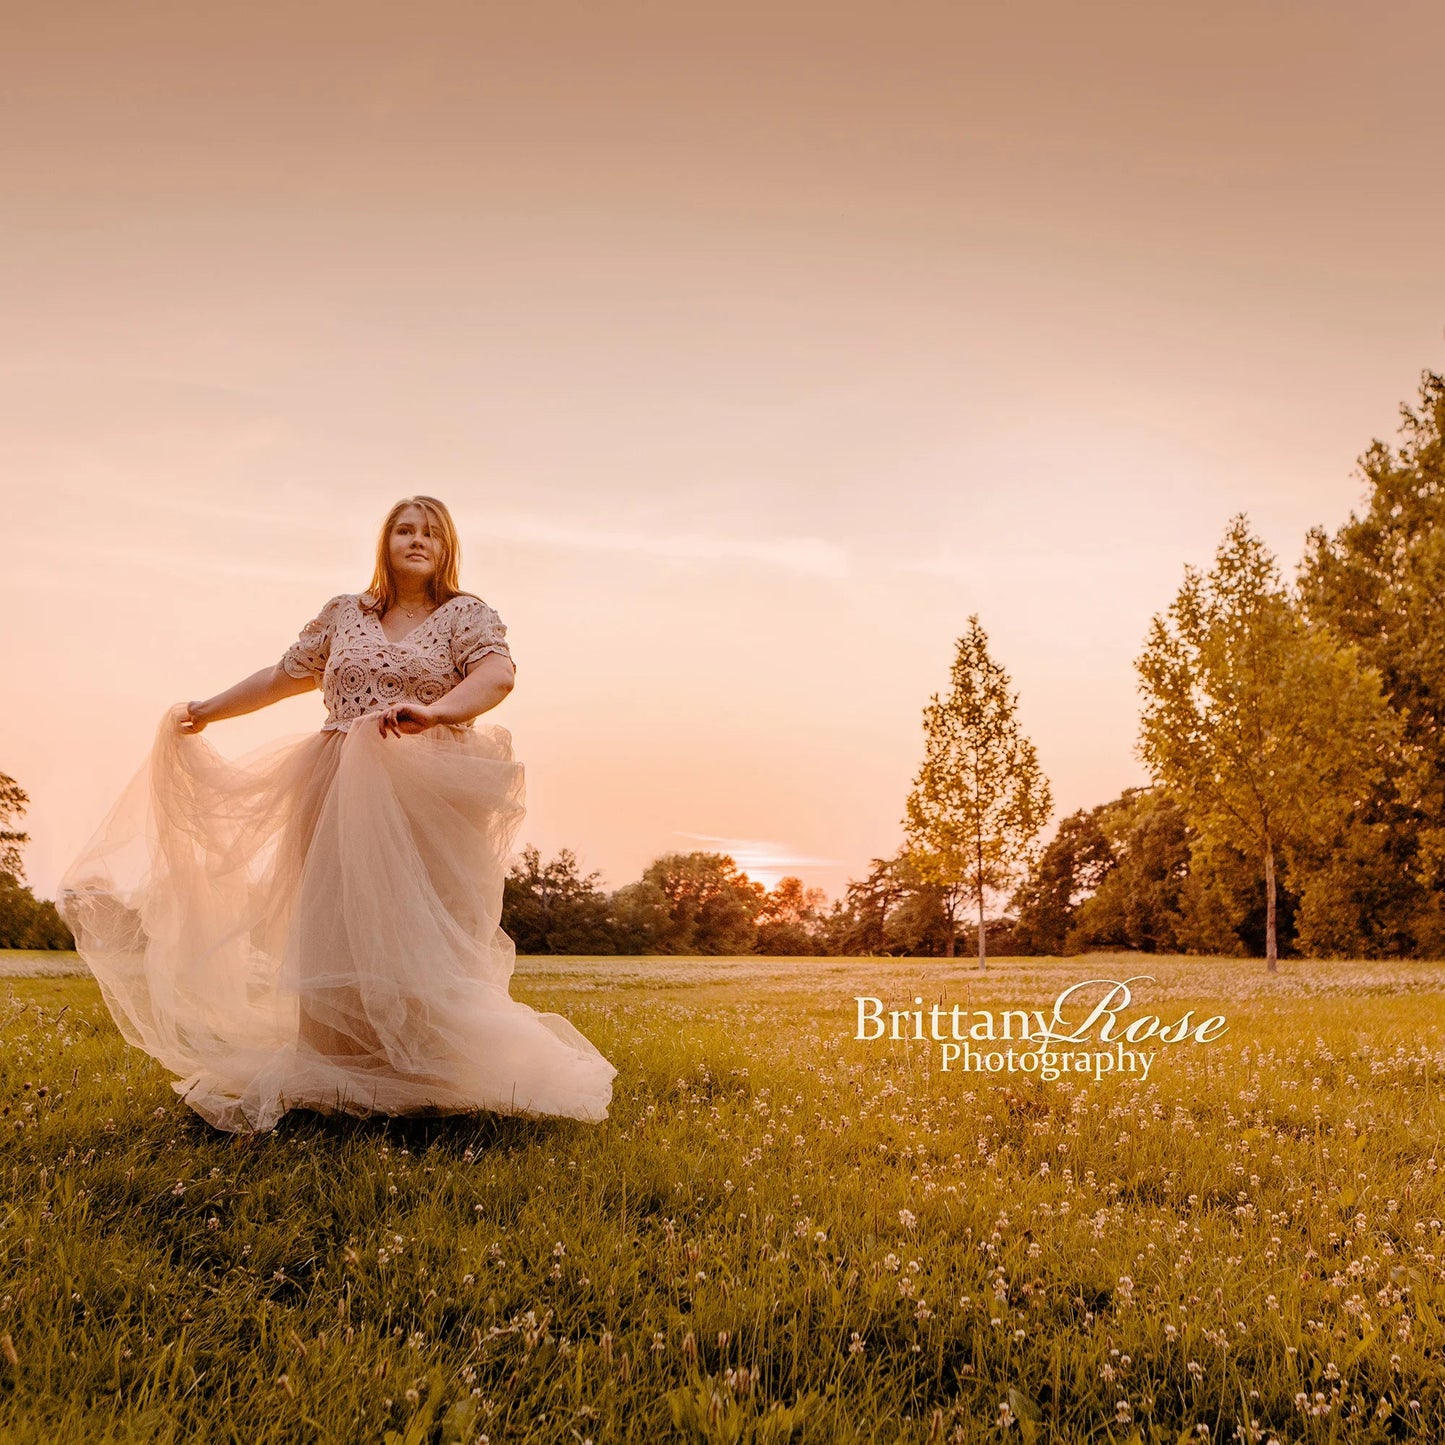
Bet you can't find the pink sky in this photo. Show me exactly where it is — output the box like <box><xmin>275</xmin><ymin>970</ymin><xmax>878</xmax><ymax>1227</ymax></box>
<box><xmin>3</xmin><ymin>1</ymin><xmax>1443</xmax><ymax>902</ymax></box>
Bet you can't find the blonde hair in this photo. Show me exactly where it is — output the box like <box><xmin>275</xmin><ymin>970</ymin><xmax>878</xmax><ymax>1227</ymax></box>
<box><xmin>362</xmin><ymin>496</ymin><xmax>469</xmax><ymax>615</ymax></box>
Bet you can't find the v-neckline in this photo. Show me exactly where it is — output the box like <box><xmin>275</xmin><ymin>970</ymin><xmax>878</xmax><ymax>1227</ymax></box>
<box><xmin>371</xmin><ymin>596</ymin><xmax>454</xmax><ymax>647</ymax></box>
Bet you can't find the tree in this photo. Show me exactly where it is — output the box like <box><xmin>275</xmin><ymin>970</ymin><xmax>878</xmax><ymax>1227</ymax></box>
<box><xmin>1300</xmin><ymin>371</ymin><xmax>1445</xmax><ymax>954</ymax></box>
<box><xmin>1010</xmin><ymin>807</ymin><xmax>1113</xmax><ymax>955</ymax></box>
<box><xmin>903</xmin><ymin>616</ymin><xmax>1052</xmax><ymax>969</ymax></box>
<box><xmin>637</xmin><ymin>852</ymin><xmax>765</xmax><ymax>955</ymax></box>
<box><xmin>755</xmin><ymin>876</ymin><xmax>828</xmax><ymax>956</ymax></box>
<box><xmin>0</xmin><ymin>873</ymin><xmax>74</xmax><ymax>950</ymax></box>
<box><xmin>608</xmin><ymin>879</ymin><xmax>671</xmax><ymax>955</ymax></box>
<box><xmin>1137</xmin><ymin>515</ymin><xmax>1400</xmax><ymax>971</ymax></box>
<box><xmin>1171</xmin><ymin>832</ymin><xmax>1296</xmax><ymax>959</ymax></box>
<box><xmin>829</xmin><ymin>855</ymin><xmax>909</xmax><ymax>955</ymax></box>
<box><xmin>1069</xmin><ymin>789</ymin><xmax>1193</xmax><ymax>954</ymax></box>
<box><xmin>0</xmin><ymin>771</ymin><xmax>73</xmax><ymax>950</ymax></box>
<box><xmin>1010</xmin><ymin>788</ymin><xmax>1194</xmax><ymax>956</ymax></box>
<box><xmin>883</xmin><ymin>852</ymin><xmax>956</xmax><ymax>958</ymax></box>
<box><xmin>502</xmin><ymin>845</ymin><xmax>615</xmax><ymax>955</ymax></box>
<box><xmin>1</xmin><ymin>772</ymin><xmax>29</xmax><ymax>881</ymax></box>
<box><xmin>816</xmin><ymin>850</ymin><xmax>956</xmax><ymax>957</ymax></box>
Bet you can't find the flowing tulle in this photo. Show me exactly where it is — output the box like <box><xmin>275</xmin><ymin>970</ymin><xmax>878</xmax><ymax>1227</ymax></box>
<box><xmin>58</xmin><ymin>707</ymin><xmax>617</xmax><ymax>1133</ymax></box>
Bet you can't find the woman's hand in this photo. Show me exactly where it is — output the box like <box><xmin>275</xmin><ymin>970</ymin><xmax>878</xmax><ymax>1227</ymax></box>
<box><xmin>378</xmin><ymin>703</ymin><xmax>441</xmax><ymax>739</ymax></box>
<box><xmin>177</xmin><ymin>701</ymin><xmax>210</xmax><ymax>735</ymax></box>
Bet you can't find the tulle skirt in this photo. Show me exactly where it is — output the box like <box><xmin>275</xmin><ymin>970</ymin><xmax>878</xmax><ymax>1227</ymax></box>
<box><xmin>57</xmin><ymin>706</ymin><xmax>617</xmax><ymax>1133</ymax></box>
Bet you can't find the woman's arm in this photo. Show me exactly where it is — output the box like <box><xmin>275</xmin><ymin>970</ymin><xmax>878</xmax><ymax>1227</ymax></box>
<box><xmin>180</xmin><ymin>665</ymin><xmax>318</xmax><ymax>734</ymax></box>
<box><xmin>378</xmin><ymin>654</ymin><xmax>516</xmax><ymax>738</ymax></box>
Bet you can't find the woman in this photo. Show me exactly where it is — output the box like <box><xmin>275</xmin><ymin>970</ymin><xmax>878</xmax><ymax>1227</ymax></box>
<box><xmin>58</xmin><ymin>497</ymin><xmax>617</xmax><ymax>1133</ymax></box>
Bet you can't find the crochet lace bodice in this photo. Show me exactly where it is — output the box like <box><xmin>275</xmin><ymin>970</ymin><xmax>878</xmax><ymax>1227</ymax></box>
<box><xmin>280</xmin><ymin>592</ymin><xmax>513</xmax><ymax>731</ymax></box>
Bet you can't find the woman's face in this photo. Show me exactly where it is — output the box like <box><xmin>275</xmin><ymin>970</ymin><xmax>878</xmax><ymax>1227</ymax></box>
<box><xmin>388</xmin><ymin>505</ymin><xmax>441</xmax><ymax>590</ymax></box>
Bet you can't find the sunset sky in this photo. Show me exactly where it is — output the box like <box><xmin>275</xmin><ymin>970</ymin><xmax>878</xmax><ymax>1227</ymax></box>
<box><xmin>3</xmin><ymin>1</ymin><xmax>1443</xmax><ymax>903</ymax></box>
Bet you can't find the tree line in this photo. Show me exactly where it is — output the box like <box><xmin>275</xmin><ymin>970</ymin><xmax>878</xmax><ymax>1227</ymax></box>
<box><xmin>934</xmin><ymin>370</ymin><xmax>1445</xmax><ymax>966</ymax></box>
<box><xmin>499</xmin><ymin>842</ymin><xmax>1028</xmax><ymax>958</ymax></box>
<box><xmin>6</xmin><ymin>372</ymin><xmax>1444</xmax><ymax>963</ymax></box>
<box><xmin>502</xmin><ymin>370</ymin><xmax>1445</xmax><ymax>965</ymax></box>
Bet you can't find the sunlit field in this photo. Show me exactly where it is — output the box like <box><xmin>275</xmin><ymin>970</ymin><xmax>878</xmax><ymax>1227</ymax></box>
<box><xmin>4</xmin><ymin>952</ymin><xmax>1445</xmax><ymax>1443</ymax></box>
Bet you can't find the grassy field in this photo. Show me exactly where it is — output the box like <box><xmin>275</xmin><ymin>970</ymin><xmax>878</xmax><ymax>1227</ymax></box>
<box><xmin>3</xmin><ymin>951</ymin><xmax>1445</xmax><ymax>1443</ymax></box>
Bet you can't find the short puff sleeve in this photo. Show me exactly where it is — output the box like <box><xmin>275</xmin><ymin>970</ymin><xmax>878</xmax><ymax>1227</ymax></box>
<box><xmin>281</xmin><ymin>595</ymin><xmax>345</xmax><ymax>681</ymax></box>
<box><xmin>449</xmin><ymin>596</ymin><xmax>514</xmax><ymax>675</ymax></box>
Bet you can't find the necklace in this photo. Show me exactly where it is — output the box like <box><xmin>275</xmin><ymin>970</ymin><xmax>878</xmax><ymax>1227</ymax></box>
<box><xmin>396</xmin><ymin>600</ymin><xmax>434</xmax><ymax>619</ymax></box>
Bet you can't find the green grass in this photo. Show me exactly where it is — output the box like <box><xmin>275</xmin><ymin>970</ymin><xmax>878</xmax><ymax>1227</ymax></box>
<box><xmin>0</xmin><ymin>950</ymin><xmax>86</xmax><ymax>977</ymax></box>
<box><xmin>4</xmin><ymin>951</ymin><xmax>1445</xmax><ymax>1442</ymax></box>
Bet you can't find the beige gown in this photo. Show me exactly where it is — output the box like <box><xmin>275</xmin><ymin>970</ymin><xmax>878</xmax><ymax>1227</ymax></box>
<box><xmin>58</xmin><ymin>591</ymin><xmax>617</xmax><ymax>1133</ymax></box>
